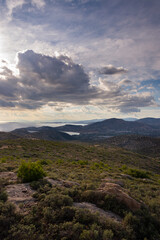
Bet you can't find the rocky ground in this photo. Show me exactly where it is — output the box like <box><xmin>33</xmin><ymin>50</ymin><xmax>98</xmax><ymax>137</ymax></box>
<box><xmin>0</xmin><ymin>171</ymin><xmax>142</xmax><ymax>220</ymax></box>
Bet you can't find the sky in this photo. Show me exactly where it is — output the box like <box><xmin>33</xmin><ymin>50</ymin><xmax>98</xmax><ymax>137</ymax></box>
<box><xmin>0</xmin><ymin>0</ymin><xmax>160</xmax><ymax>122</ymax></box>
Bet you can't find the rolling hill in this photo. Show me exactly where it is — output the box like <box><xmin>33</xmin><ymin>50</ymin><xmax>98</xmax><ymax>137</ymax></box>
<box><xmin>136</xmin><ymin>117</ymin><xmax>160</xmax><ymax>127</ymax></box>
<box><xmin>11</xmin><ymin>126</ymin><xmax>74</xmax><ymax>141</ymax></box>
<box><xmin>100</xmin><ymin>135</ymin><xmax>160</xmax><ymax>157</ymax></box>
<box><xmin>80</xmin><ymin>118</ymin><xmax>160</xmax><ymax>136</ymax></box>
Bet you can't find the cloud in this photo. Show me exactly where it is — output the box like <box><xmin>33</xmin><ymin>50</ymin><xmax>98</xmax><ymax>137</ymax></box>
<box><xmin>0</xmin><ymin>50</ymin><xmax>99</xmax><ymax>109</ymax></box>
<box><xmin>6</xmin><ymin>0</ymin><xmax>25</xmax><ymax>16</ymax></box>
<box><xmin>16</xmin><ymin>50</ymin><xmax>98</xmax><ymax>104</ymax></box>
<box><xmin>116</xmin><ymin>93</ymin><xmax>156</xmax><ymax>113</ymax></box>
<box><xmin>5</xmin><ymin>0</ymin><xmax>45</xmax><ymax>20</ymax></box>
<box><xmin>96</xmin><ymin>78</ymin><xmax>157</xmax><ymax>113</ymax></box>
<box><xmin>31</xmin><ymin>0</ymin><xmax>45</xmax><ymax>9</ymax></box>
<box><xmin>118</xmin><ymin>79</ymin><xmax>133</xmax><ymax>86</ymax></box>
<box><xmin>0</xmin><ymin>50</ymin><xmax>157</xmax><ymax>113</ymax></box>
<box><xmin>99</xmin><ymin>65</ymin><xmax>128</xmax><ymax>75</ymax></box>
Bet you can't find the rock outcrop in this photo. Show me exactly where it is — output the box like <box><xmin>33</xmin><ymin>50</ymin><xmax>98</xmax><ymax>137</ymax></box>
<box><xmin>98</xmin><ymin>182</ymin><xmax>141</xmax><ymax>211</ymax></box>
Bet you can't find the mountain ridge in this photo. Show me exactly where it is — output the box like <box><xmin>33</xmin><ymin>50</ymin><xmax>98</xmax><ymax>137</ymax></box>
<box><xmin>1</xmin><ymin>118</ymin><xmax>160</xmax><ymax>143</ymax></box>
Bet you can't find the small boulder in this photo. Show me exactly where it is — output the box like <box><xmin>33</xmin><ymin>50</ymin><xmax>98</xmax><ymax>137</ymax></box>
<box><xmin>98</xmin><ymin>182</ymin><xmax>141</xmax><ymax>211</ymax></box>
<box><xmin>101</xmin><ymin>178</ymin><xmax>125</xmax><ymax>187</ymax></box>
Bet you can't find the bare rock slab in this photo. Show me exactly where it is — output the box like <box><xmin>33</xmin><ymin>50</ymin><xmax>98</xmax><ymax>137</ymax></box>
<box><xmin>101</xmin><ymin>178</ymin><xmax>125</xmax><ymax>187</ymax></box>
<box><xmin>73</xmin><ymin>202</ymin><xmax>122</xmax><ymax>223</ymax></box>
<box><xmin>6</xmin><ymin>183</ymin><xmax>36</xmax><ymax>213</ymax></box>
<box><xmin>46</xmin><ymin>177</ymin><xmax>80</xmax><ymax>188</ymax></box>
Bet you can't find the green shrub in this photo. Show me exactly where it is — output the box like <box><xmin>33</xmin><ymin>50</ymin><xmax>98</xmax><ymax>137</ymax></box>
<box><xmin>7</xmin><ymin>224</ymin><xmax>38</xmax><ymax>240</ymax></box>
<box><xmin>120</xmin><ymin>164</ymin><xmax>127</xmax><ymax>170</ymax></box>
<box><xmin>30</xmin><ymin>179</ymin><xmax>52</xmax><ymax>191</ymax></box>
<box><xmin>103</xmin><ymin>229</ymin><xmax>114</xmax><ymax>240</ymax></box>
<box><xmin>123</xmin><ymin>209</ymin><xmax>160</xmax><ymax>240</ymax></box>
<box><xmin>17</xmin><ymin>161</ymin><xmax>46</xmax><ymax>182</ymax></box>
<box><xmin>79</xmin><ymin>229</ymin><xmax>99</xmax><ymax>240</ymax></box>
<box><xmin>125</xmin><ymin>168</ymin><xmax>151</xmax><ymax>179</ymax></box>
<box><xmin>75</xmin><ymin>209</ymin><xmax>98</xmax><ymax>225</ymax></box>
<box><xmin>39</xmin><ymin>159</ymin><xmax>49</xmax><ymax>165</ymax></box>
<box><xmin>43</xmin><ymin>193</ymin><xmax>73</xmax><ymax>209</ymax></box>
<box><xmin>0</xmin><ymin>201</ymin><xmax>17</xmax><ymax>239</ymax></box>
<box><xmin>0</xmin><ymin>179</ymin><xmax>8</xmax><ymax>202</ymax></box>
<box><xmin>0</xmin><ymin>191</ymin><xmax>8</xmax><ymax>202</ymax></box>
<box><xmin>78</xmin><ymin>160</ymin><xmax>88</xmax><ymax>166</ymax></box>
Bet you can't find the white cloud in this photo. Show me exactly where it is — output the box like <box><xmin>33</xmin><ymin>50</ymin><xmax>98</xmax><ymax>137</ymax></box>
<box><xmin>6</xmin><ymin>0</ymin><xmax>25</xmax><ymax>17</ymax></box>
<box><xmin>31</xmin><ymin>0</ymin><xmax>45</xmax><ymax>9</ymax></box>
<box><xmin>0</xmin><ymin>50</ymin><xmax>157</xmax><ymax>114</ymax></box>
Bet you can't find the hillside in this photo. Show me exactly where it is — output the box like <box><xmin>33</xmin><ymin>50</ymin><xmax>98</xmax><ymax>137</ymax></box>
<box><xmin>0</xmin><ymin>139</ymin><xmax>160</xmax><ymax>240</ymax></box>
<box><xmin>80</xmin><ymin>118</ymin><xmax>159</xmax><ymax>136</ymax></box>
<box><xmin>0</xmin><ymin>132</ymin><xmax>20</xmax><ymax>140</ymax></box>
<box><xmin>54</xmin><ymin>124</ymin><xmax>83</xmax><ymax>132</ymax></box>
<box><xmin>1</xmin><ymin>118</ymin><xmax>160</xmax><ymax>158</ymax></box>
<box><xmin>100</xmin><ymin>135</ymin><xmax>160</xmax><ymax>157</ymax></box>
<box><xmin>136</xmin><ymin>117</ymin><xmax>160</xmax><ymax>127</ymax></box>
<box><xmin>11</xmin><ymin>126</ymin><xmax>74</xmax><ymax>141</ymax></box>
<box><xmin>1</xmin><ymin>118</ymin><xmax>160</xmax><ymax>144</ymax></box>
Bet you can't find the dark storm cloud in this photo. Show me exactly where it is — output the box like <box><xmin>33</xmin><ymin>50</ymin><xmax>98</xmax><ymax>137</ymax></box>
<box><xmin>0</xmin><ymin>76</ymin><xmax>17</xmax><ymax>98</ymax></box>
<box><xmin>0</xmin><ymin>50</ymin><xmax>157</xmax><ymax>113</ymax></box>
<box><xmin>117</xmin><ymin>94</ymin><xmax>156</xmax><ymax>113</ymax></box>
<box><xmin>99</xmin><ymin>65</ymin><xmax>128</xmax><ymax>75</ymax></box>
<box><xmin>16</xmin><ymin>50</ymin><xmax>98</xmax><ymax>104</ymax></box>
<box><xmin>0</xmin><ymin>50</ymin><xmax>100</xmax><ymax>109</ymax></box>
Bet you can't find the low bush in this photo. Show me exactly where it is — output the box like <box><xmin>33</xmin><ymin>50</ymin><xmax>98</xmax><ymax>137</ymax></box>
<box><xmin>0</xmin><ymin>191</ymin><xmax>7</xmax><ymax>202</ymax></box>
<box><xmin>17</xmin><ymin>161</ymin><xmax>46</xmax><ymax>182</ymax></box>
<box><xmin>123</xmin><ymin>209</ymin><xmax>160</xmax><ymax>240</ymax></box>
<box><xmin>125</xmin><ymin>168</ymin><xmax>151</xmax><ymax>179</ymax></box>
<box><xmin>43</xmin><ymin>193</ymin><xmax>73</xmax><ymax>209</ymax></box>
<box><xmin>0</xmin><ymin>179</ymin><xmax>8</xmax><ymax>202</ymax></box>
<box><xmin>0</xmin><ymin>201</ymin><xmax>18</xmax><ymax>239</ymax></box>
<box><xmin>30</xmin><ymin>179</ymin><xmax>52</xmax><ymax>193</ymax></box>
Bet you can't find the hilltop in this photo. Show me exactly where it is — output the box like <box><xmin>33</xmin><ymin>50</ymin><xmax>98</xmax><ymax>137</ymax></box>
<box><xmin>11</xmin><ymin>126</ymin><xmax>74</xmax><ymax>141</ymax></box>
<box><xmin>0</xmin><ymin>118</ymin><xmax>159</xmax><ymax>157</ymax></box>
<box><xmin>136</xmin><ymin>117</ymin><xmax>160</xmax><ymax>127</ymax></box>
<box><xmin>51</xmin><ymin>118</ymin><xmax>160</xmax><ymax>138</ymax></box>
<box><xmin>2</xmin><ymin>117</ymin><xmax>159</xmax><ymax>141</ymax></box>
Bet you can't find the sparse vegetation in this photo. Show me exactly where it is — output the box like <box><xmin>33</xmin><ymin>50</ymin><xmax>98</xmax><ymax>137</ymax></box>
<box><xmin>0</xmin><ymin>138</ymin><xmax>160</xmax><ymax>240</ymax></box>
<box><xmin>125</xmin><ymin>168</ymin><xmax>151</xmax><ymax>179</ymax></box>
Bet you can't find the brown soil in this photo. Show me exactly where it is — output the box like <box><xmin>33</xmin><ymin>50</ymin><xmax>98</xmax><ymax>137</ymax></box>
<box><xmin>0</xmin><ymin>171</ymin><xmax>17</xmax><ymax>184</ymax></box>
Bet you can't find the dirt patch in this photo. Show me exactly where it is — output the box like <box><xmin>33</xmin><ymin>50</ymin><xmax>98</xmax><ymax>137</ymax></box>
<box><xmin>73</xmin><ymin>202</ymin><xmax>122</xmax><ymax>223</ymax></box>
<box><xmin>0</xmin><ymin>171</ymin><xmax>17</xmax><ymax>184</ymax></box>
<box><xmin>46</xmin><ymin>177</ymin><xmax>80</xmax><ymax>188</ymax></box>
<box><xmin>6</xmin><ymin>183</ymin><xmax>36</xmax><ymax>214</ymax></box>
<box><xmin>0</xmin><ymin>145</ymin><xmax>9</xmax><ymax>149</ymax></box>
